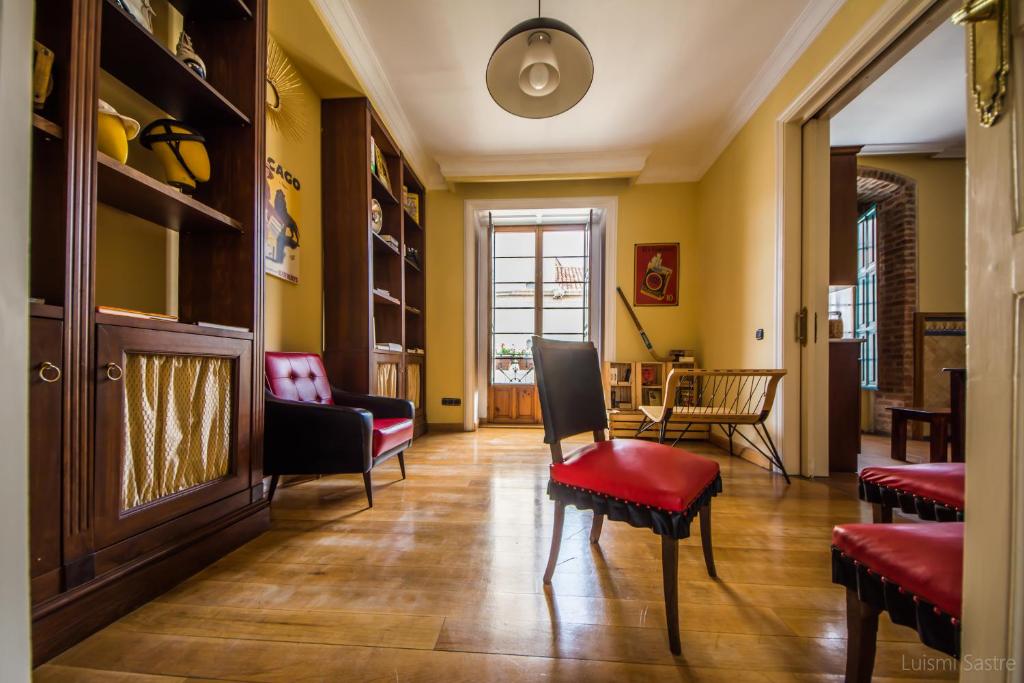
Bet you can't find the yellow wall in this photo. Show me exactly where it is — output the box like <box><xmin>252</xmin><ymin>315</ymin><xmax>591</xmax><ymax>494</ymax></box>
<box><xmin>426</xmin><ymin>180</ymin><xmax>699</xmax><ymax>424</ymax></box>
<box><xmin>696</xmin><ymin>0</ymin><xmax>888</xmax><ymax>370</ymax></box>
<box><xmin>857</xmin><ymin>155</ymin><xmax>966</xmax><ymax>313</ymax></box>
<box><xmin>263</xmin><ymin>55</ymin><xmax>323</xmax><ymax>352</ymax></box>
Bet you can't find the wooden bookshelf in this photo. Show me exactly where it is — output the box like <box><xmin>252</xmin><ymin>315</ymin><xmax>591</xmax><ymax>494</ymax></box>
<box><xmin>96</xmin><ymin>152</ymin><xmax>242</xmax><ymax>233</ymax></box>
<box><xmin>323</xmin><ymin>98</ymin><xmax>427</xmax><ymax>436</ymax></box>
<box><xmin>27</xmin><ymin>0</ymin><xmax>267</xmax><ymax>665</ymax></box>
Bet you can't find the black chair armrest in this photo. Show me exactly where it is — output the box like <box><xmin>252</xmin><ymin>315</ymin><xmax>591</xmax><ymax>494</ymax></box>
<box><xmin>264</xmin><ymin>391</ymin><xmax>373</xmax><ymax>474</ymax></box>
<box><xmin>331</xmin><ymin>387</ymin><xmax>415</xmax><ymax>420</ymax></box>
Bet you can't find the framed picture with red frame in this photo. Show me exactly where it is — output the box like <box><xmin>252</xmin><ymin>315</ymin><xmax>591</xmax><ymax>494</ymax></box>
<box><xmin>634</xmin><ymin>243</ymin><xmax>679</xmax><ymax>306</ymax></box>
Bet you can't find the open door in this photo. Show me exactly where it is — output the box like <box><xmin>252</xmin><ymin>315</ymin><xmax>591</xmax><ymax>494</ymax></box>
<box><xmin>960</xmin><ymin>0</ymin><xmax>1023</xmax><ymax>670</ymax></box>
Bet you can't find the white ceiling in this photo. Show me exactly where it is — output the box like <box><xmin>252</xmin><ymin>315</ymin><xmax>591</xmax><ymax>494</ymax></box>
<box><xmin>324</xmin><ymin>0</ymin><xmax>843</xmax><ymax>186</ymax></box>
<box><xmin>830</xmin><ymin>21</ymin><xmax>966</xmax><ymax>154</ymax></box>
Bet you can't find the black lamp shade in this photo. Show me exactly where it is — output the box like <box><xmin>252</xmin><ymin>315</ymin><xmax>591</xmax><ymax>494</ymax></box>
<box><xmin>486</xmin><ymin>17</ymin><xmax>594</xmax><ymax>119</ymax></box>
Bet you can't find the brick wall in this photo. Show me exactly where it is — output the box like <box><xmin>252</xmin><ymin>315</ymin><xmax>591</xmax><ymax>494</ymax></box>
<box><xmin>857</xmin><ymin>168</ymin><xmax>917</xmax><ymax>434</ymax></box>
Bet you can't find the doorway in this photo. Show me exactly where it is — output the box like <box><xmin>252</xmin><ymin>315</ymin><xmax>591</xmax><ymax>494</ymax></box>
<box><xmin>462</xmin><ymin>198</ymin><xmax>616</xmax><ymax>429</ymax></box>
<box><xmin>486</xmin><ymin>211</ymin><xmax>597</xmax><ymax>424</ymax></box>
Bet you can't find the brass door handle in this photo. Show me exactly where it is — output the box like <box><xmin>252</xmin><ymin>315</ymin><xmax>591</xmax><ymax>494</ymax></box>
<box><xmin>38</xmin><ymin>361</ymin><xmax>61</xmax><ymax>383</ymax></box>
<box><xmin>105</xmin><ymin>362</ymin><xmax>123</xmax><ymax>381</ymax></box>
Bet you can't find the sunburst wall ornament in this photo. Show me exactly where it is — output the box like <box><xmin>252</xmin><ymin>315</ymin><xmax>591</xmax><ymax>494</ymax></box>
<box><xmin>266</xmin><ymin>36</ymin><xmax>306</xmax><ymax>141</ymax></box>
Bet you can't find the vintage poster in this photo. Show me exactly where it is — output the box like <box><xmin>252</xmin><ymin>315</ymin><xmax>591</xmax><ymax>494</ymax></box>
<box><xmin>264</xmin><ymin>155</ymin><xmax>301</xmax><ymax>283</ymax></box>
<box><xmin>634</xmin><ymin>242</ymin><xmax>679</xmax><ymax>306</ymax></box>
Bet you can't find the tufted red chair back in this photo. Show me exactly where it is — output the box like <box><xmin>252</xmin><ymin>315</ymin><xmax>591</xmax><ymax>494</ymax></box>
<box><xmin>265</xmin><ymin>352</ymin><xmax>334</xmax><ymax>405</ymax></box>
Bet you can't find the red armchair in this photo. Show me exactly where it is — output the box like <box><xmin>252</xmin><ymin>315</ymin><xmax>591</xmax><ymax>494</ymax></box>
<box><xmin>264</xmin><ymin>352</ymin><xmax>414</xmax><ymax>507</ymax></box>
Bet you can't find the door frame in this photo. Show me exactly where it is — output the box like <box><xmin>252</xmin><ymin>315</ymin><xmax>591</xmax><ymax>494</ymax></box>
<box><xmin>463</xmin><ymin>196</ymin><xmax>618</xmax><ymax>431</ymax></box>
<box><xmin>774</xmin><ymin>0</ymin><xmax>955</xmax><ymax>477</ymax></box>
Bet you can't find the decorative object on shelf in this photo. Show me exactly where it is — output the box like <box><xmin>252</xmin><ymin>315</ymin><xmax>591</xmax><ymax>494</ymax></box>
<box><xmin>97</xmin><ymin>99</ymin><xmax>140</xmax><ymax>165</ymax></box>
<box><xmin>370</xmin><ymin>136</ymin><xmax>378</xmax><ymax>175</ymax></box>
<box><xmin>402</xmin><ymin>186</ymin><xmax>420</xmax><ymax>223</ymax></box>
<box><xmin>140</xmin><ymin>118</ymin><xmax>210</xmax><ymax>194</ymax></box>
<box><xmin>114</xmin><ymin>0</ymin><xmax>155</xmax><ymax>33</ymax></box>
<box><xmin>264</xmin><ymin>155</ymin><xmax>302</xmax><ymax>283</ymax></box>
<box><xmin>370</xmin><ymin>198</ymin><xmax>383</xmax><ymax>233</ymax></box>
<box><xmin>633</xmin><ymin>243</ymin><xmax>678</xmax><ymax>306</ymax></box>
<box><xmin>373</xmin><ymin>142</ymin><xmax>392</xmax><ymax>193</ymax></box>
<box><xmin>32</xmin><ymin>41</ymin><xmax>55</xmax><ymax>111</ymax></box>
<box><xmin>829</xmin><ymin>310</ymin><xmax>844</xmax><ymax>339</ymax></box>
<box><xmin>486</xmin><ymin>0</ymin><xmax>593</xmax><ymax>119</ymax></box>
<box><xmin>176</xmin><ymin>32</ymin><xmax>207</xmax><ymax>80</ymax></box>
<box><xmin>265</xmin><ymin>35</ymin><xmax>306</xmax><ymax>141</ymax></box>
<box><xmin>405</xmin><ymin>245</ymin><xmax>421</xmax><ymax>268</ymax></box>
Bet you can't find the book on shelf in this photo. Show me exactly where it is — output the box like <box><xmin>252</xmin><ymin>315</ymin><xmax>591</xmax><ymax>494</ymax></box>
<box><xmin>379</xmin><ymin>234</ymin><xmax>399</xmax><ymax>249</ymax></box>
<box><xmin>407</xmin><ymin>347</ymin><xmax>424</xmax><ymax>355</ymax></box>
<box><xmin>372</xmin><ymin>287</ymin><xmax>394</xmax><ymax>300</ymax></box>
<box><xmin>97</xmin><ymin>305</ymin><xmax>178</xmax><ymax>321</ymax></box>
<box><xmin>29</xmin><ymin>297</ymin><xmax>45</xmax><ymax>305</ymax></box>
<box><xmin>374</xmin><ymin>342</ymin><xmax>403</xmax><ymax>353</ymax></box>
<box><xmin>196</xmin><ymin>321</ymin><xmax>249</xmax><ymax>333</ymax></box>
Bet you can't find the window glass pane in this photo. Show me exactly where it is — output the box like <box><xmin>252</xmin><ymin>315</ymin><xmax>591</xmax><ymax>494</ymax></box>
<box><xmin>542</xmin><ymin>230</ymin><xmax>586</xmax><ymax>256</ymax></box>
<box><xmin>492</xmin><ymin>357</ymin><xmax>534</xmax><ymax>384</ymax></box>
<box><xmin>542</xmin><ymin>281</ymin><xmax>587</xmax><ymax>307</ymax></box>
<box><xmin>493</xmin><ymin>282</ymin><xmax>534</xmax><ymax>308</ymax></box>
<box><xmin>494</xmin><ymin>257</ymin><xmax>534</xmax><ymax>282</ymax></box>
<box><xmin>493</xmin><ymin>308</ymin><xmax>534</xmax><ymax>333</ymax></box>
<box><xmin>543</xmin><ymin>256</ymin><xmax>587</xmax><ymax>282</ymax></box>
<box><xmin>542</xmin><ymin>308</ymin><xmax>585</xmax><ymax>334</ymax></box>
<box><xmin>494</xmin><ymin>232</ymin><xmax>535</xmax><ymax>257</ymax></box>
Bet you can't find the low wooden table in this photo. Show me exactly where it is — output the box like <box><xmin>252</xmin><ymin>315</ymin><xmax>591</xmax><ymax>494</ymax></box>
<box><xmin>889</xmin><ymin>407</ymin><xmax>951</xmax><ymax>463</ymax></box>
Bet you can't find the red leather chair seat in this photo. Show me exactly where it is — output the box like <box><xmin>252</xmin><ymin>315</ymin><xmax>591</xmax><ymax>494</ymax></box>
<box><xmin>832</xmin><ymin>522</ymin><xmax>963</xmax><ymax>618</ymax></box>
<box><xmin>550</xmin><ymin>439</ymin><xmax>720</xmax><ymax>513</ymax></box>
<box><xmin>859</xmin><ymin>463</ymin><xmax>964</xmax><ymax>511</ymax></box>
<box><xmin>373</xmin><ymin>418</ymin><xmax>414</xmax><ymax>457</ymax></box>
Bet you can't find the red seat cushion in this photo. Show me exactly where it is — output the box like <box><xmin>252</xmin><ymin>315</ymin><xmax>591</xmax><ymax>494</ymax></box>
<box><xmin>832</xmin><ymin>522</ymin><xmax>963</xmax><ymax>617</ymax></box>
<box><xmin>860</xmin><ymin>463</ymin><xmax>964</xmax><ymax>510</ymax></box>
<box><xmin>373</xmin><ymin>418</ymin><xmax>414</xmax><ymax>457</ymax></box>
<box><xmin>550</xmin><ymin>439</ymin><xmax>720</xmax><ymax>513</ymax></box>
<box><xmin>265</xmin><ymin>352</ymin><xmax>333</xmax><ymax>405</ymax></box>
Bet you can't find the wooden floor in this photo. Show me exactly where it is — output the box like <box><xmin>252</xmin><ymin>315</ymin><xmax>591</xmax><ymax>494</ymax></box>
<box><xmin>37</xmin><ymin>429</ymin><xmax>956</xmax><ymax>681</ymax></box>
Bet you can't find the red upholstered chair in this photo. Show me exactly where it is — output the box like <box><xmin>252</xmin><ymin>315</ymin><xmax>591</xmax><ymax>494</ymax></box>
<box><xmin>264</xmin><ymin>352</ymin><xmax>414</xmax><ymax>507</ymax></box>
<box><xmin>532</xmin><ymin>337</ymin><xmax>722</xmax><ymax>655</ymax></box>
<box><xmin>858</xmin><ymin>462</ymin><xmax>965</xmax><ymax>522</ymax></box>
<box><xmin>832</xmin><ymin>523</ymin><xmax>963</xmax><ymax>681</ymax></box>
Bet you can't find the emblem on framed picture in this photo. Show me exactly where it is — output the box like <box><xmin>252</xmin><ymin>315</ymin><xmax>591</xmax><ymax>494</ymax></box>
<box><xmin>634</xmin><ymin>242</ymin><xmax>678</xmax><ymax>306</ymax></box>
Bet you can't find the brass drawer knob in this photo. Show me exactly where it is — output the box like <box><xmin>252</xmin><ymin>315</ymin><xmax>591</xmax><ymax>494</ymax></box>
<box><xmin>38</xmin><ymin>361</ymin><xmax>61</xmax><ymax>384</ymax></box>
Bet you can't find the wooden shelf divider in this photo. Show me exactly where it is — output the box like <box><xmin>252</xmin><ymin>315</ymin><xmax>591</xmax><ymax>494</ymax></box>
<box><xmin>96</xmin><ymin>152</ymin><xmax>242</xmax><ymax>233</ymax></box>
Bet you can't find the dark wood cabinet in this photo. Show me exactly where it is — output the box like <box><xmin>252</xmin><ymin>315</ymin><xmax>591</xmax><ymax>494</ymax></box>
<box><xmin>829</xmin><ymin>340</ymin><xmax>863</xmax><ymax>473</ymax></box>
<box><xmin>830</xmin><ymin>147</ymin><xmax>861</xmax><ymax>286</ymax></box>
<box><xmin>28</xmin><ymin>0</ymin><xmax>269</xmax><ymax>664</ymax></box>
<box><xmin>92</xmin><ymin>325</ymin><xmax>253</xmax><ymax>549</ymax></box>
<box><xmin>29</xmin><ymin>315</ymin><xmax>64</xmax><ymax>604</ymax></box>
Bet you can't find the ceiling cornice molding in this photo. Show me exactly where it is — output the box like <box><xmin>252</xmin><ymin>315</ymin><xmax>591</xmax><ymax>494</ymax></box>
<box><xmin>312</xmin><ymin>0</ymin><xmax>446</xmax><ymax>189</ymax></box>
<box><xmin>692</xmin><ymin>0</ymin><xmax>846</xmax><ymax>180</ymax></box>
<box><xmin>438</xmin><ymin>150</ymin><xmax>650</xmax><ymax>183</ymax></box>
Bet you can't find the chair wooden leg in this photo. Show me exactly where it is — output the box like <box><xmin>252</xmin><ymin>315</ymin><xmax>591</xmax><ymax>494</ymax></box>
<box><xmin>698</xmin><ymin>504</ymin><xmax>716</xmax><ymax>578</ymax></box>
<box><xmin>362</xmin><ymin>470</ymin><xmax>373</xmax><ymax>508</ymax></box>
<box><xmin>398</xmin><ymin>452</ymin><xmax>407</xmax><ymax>479</ymax></box>
<box><xmin>543</xmin><ymin>501</ymin><xmax>566</xmax><ymax>585</ymax></box>
<box><xmin>267</xmin><ymin>474</ymin><xmax>280</xmax><ymax>503</ymax></box>
<box><xmin>589</xmin><ymin>513</ymin><xmax>604</xmax><ymax>544</ymax></box>
<box><xmin>872</xmin><ymin>503</ymin><xmax>892</xmax><ymax>523</ymax></box>
<box><xmin>930</xmin><ymin>418</ymin><xmax>949</xmax><ymax>463</ymax></box>
<box><xmin>845</xmin><ymin>588</ymin><xmax>880</xmax><ymax>683</ymax></box>
<box><xmin>661</xmin><ymin>535</ymin><xmax>681</xmax><ymax>655</ymax></box>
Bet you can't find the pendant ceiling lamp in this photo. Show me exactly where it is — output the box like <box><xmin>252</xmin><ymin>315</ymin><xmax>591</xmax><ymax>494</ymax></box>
<box><xmin>486</xmin><ymin>1</ymin><xmax>593</xmax><ymax>119</ymax></box>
